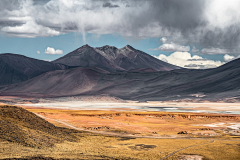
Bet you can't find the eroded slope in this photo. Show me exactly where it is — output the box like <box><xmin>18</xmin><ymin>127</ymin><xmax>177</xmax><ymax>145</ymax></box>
<box><xmin>0</xmin><ymin>105</ymin><xmax>80</xmax><ymax>147</ymax></box>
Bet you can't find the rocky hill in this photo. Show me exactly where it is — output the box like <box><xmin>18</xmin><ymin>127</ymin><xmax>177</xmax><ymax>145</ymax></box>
<box><xmin>0</xmin><ymin>105</ymin><xmax>81</xmax><ymax>147</ymax></box>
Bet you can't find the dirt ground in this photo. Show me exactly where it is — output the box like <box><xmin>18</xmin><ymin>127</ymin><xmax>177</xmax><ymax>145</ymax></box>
<box><xmin>24</xmin><ymin>107</ymin><xmax>240</xmax><ymax>137</ymax></box>
<box><xmin>1</xmin><ymin>97</ymin><xmax>240</xmax><ymax>159</ymax></box>
<box><xmin>1</xmin><ymin>132</ymin><xmax>240</xmax><ymax>160</ymax></box>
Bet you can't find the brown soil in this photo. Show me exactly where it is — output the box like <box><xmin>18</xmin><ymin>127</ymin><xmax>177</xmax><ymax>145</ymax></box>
<box><xmin>0</xmin><ymin>105</ymin><xmax>82</xmax><ymax>148</ymax></box>
<box><xmin>1</xmin><ymin>105</ymin><xmax>240</xmax><ymax>160</ymax></box>
<box><xmin>26</xmin><ymin>107</ymin><xmax>240</xmax><ymax>137</ymax></box>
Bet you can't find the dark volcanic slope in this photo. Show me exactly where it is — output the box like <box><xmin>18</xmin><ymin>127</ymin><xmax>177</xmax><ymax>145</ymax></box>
<box><xmin>53</xmin><ymin>45</ymin><xmax>123</xmax><ymax>72</ymax></box>
<box><xmin>96</xmin><ymin>45</ymin><xmax>181</xmax><ymax>71</ymax></box>
<box><xmin>2</xmin><ymin>67</ymin><xmax>101</xmax><ymax>97</ymax></box>
<box><xmin>0</xmin><ymin>53</ymin><xmax>67</xmax><ymax>85</ymax></box>
<box><xmin>53</xmin><ymin>44</ymin><xmax>180</xmax><ymax>72</ymax></box>
<box><xmin>92</xmin><ymin>58</ymin><xmax>240</xmax><ymax>100</ymax></box>
<box><xmin>2</xmin><ymin>58</ymin><xmax>240</xmax><ymax>101</ymax></box>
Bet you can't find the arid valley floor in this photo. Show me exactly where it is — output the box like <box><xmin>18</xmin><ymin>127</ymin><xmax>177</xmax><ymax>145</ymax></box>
<box><xmin>0</xmin><ymin>96</ymin><xmax>240</xmax><ymax>160</ymax></box>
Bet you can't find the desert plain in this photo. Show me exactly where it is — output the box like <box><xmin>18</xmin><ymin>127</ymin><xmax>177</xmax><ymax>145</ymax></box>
<box><xmin>0</xmin><ymin>96</ymin><xmax>240</xmax><ymax>160</ymax></box>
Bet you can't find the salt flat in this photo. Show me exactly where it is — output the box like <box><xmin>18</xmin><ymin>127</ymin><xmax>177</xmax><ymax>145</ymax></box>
<box><xmin>19</xmin><ymin>101</ymin><xmax>240</xmax><ymax>114</ymax></box>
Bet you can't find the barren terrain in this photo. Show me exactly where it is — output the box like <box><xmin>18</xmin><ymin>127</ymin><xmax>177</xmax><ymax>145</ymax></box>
<box><xmin>1</xmin><ymin>97</ymin><xmax>240</xmax><ymax>159</ymax></box>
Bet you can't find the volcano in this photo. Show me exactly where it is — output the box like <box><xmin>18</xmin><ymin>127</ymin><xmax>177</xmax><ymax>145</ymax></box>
<box><xmin>53</xmin><ymin>44</ymin><xmax>181</xmax><ymax>72</ymax></box>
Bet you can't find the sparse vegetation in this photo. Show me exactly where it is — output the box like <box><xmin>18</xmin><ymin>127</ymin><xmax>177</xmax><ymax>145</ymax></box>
<box><xmin>0</xmin><ymin>105</ymin><xmax>82</xmax><ymax>148</ymax></box>
<box><xmin>1</xmin><ymin>105</ymin><xmax>240</xmax><ymax>159</ymax></box>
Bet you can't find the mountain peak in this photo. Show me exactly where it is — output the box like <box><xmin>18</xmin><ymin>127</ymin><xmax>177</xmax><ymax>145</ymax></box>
<box><xmin>75</xmin><ymin>44</ymin><xmax>94</xmax><ymax>52</ymax></box>
<box><xmin>126</xmin><ymin>44</ymin><xmax>134</xmax><ymax>48</ymax></box>
<box><xmin>122</xmin><ymin>45</ymin><xmax>136</xmax><ymax>51</ymax></box>
<box><xmin>97</xmin><ymin>45</ymin><xmax>118</xmax><ymax>50</ymax></box>
<box><xmin>82</xmin><ymin>44</ymin><xmax>92</xmax><ymax>48</ymax></box>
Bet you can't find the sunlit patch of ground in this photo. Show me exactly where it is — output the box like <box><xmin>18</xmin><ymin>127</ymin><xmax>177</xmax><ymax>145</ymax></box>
<box><xmin>1</xmin><ymin>98</ymin><xmax>240</xmax><ymax>159</ymax></box>
<box><xmin>24</xmin><ymin>108</ymin><xmax>240</xmax><ymax>138</ymax></box>
<box><xmin>1</xmin><ymin>135</ymin><xmax>240</xmax><ymax>160</ymax></box>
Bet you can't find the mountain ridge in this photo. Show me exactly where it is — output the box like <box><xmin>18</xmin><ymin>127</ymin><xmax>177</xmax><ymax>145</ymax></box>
<box><xmin>53</xmin><ymin>44</ymin><xmax>181</xmax><ymax>72</ymax></box>
<box><xmin>2</xmin><ymin>58</ymin><xmax>240</xmax><ymax>101</ymax></box>
<box><xmin>1</xmin><ymin>45</ymin><xmax>240</xmax><ymax>101</ymax></box>
<box><xmin>0</xmin><ymin>53</ymin><xmax>68</xmax><ymax>86</ymax></box>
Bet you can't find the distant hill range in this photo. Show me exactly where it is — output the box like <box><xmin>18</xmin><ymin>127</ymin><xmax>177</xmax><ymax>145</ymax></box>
<box><xmin>0</xmin><ymin>45</ymin><xmax>240</xmax><ymax>101</ymax></box>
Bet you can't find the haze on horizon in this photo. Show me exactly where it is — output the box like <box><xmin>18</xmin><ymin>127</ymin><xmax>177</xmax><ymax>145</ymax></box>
<box><xmin>0</xmin><ymin>0</ymin><xmax>240</xmax><ymax>69</ymax></box>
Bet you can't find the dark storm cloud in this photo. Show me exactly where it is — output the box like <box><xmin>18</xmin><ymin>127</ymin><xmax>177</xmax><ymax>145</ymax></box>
<box><xmin>0</xmin><ymin>21</ymin><xmax>25</xmax><ymax>27</ymax></box>
<box><xmin>149</xmin><ymin>0</ymin><xmax>206</xmax><ymax>32</ymax></box>
<box><xmin>102</xmin><ymin>2</ymin><xmax>119</xmax><ymax>8</ymax></box>
<box><xmin>0</xmin><ymin>0</ymin><xmax>29</xmax><ymax>28</ymax></box>
<box><xmin>0</xmin><ymin>0</ymin><xmax>240</xmax><ymax>54</ymax></box>
<box><xmin>201</xmin><ymin>26</ymin><xmax>240</xmax><ymax>50</ymax></box>
<box><xmin>140</xmin><ymin>0</ymin><xmax>240</xmax><ymax>53</ymax></box>
<box><xmin>33</xmin><ymin>0</ymin><xmax>51</xmax><ymax>5</ymax></box>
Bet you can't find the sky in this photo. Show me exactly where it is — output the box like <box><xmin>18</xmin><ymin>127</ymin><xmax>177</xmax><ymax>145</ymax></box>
<box><xmin>0</xmin><ymin>0</ymin><xmax>240</xmax><ymax>69</ymax></box>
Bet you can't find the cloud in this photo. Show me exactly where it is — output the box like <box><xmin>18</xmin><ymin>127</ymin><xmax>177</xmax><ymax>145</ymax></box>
<box><xmin>222</xmin><ymin>54</ymin><xmax>240</xmax><ymax>62</ymax></box>
<box><xmin>199</xmin><ymin>48</ymin><xmax>234</xmax><ymax>55</ymax></box>
<box><xmin>1</xmin><ymin>21</ymin><xmax>60</xmax><ymax>38</ymax></box>
<box><xmin>155</xmin><ymin>52</ymin><xmax>224</xmax><ymax>69</ymax></box>
<box><xmin>44</xmin><ymin>47</ymin><xmax>63</xmax><ymax>55</ymax></box>
<box><xmin>0</xmin><ymin>0</ymin><xmax>240</xmax><ymax>54</ymax></box>
<box><xmin>223</xmin><ymin>54</ymin><xmax>235</xmax><ymax>62</ymax></box>
<box><xmin>0</xmin><ymin>0</ymin><xmax>151</xmax><ymax>39</ymax></box>
<box><xmin>151</xmin><ymin>43</ymin><xmax>190</xmax><ymax>52</ymax></box>
<box><xmin>160</xmin><ymin>37</ymin><xmax>167</xmax><ymax>43</ymax></box>
<box><xmin>102</xmin><ymin>2</ymin><xmax>119</xmax><ymax>8</ymax></box>
<box><xmin>191</xmin><ymin>46</ymin><xmax>199</xmax><ymax>53</ymax></box>
<box><xmin>37</xmin><ymin>51</ymin><xmax>40</xmax><ymax>54</ymax></box>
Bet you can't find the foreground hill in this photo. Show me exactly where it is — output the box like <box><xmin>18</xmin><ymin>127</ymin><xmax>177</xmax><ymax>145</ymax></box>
<box><xmin>53</xmin><ymin>44</ymin><xmax>181</xmax><ymax>72</ymax></box>
<box><xmin>0</xmin><ymin>54</ymin><xmax>67</xmax><ymax>86</ymax></box>
<box><xmin>2</xmin><ymin>57</ymin><xmax>240</xmax><ymax>101</ymax></box>
<box><xmin>0</xmin><ymin>105</ymin><xmax>80</xmax><ymax>147</ymax></box>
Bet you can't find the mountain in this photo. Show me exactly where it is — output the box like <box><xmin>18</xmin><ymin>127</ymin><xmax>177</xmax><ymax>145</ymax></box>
<box><xmin>1</xmin><ymin>67</ymin><xmax>102</xmax><ymax>97</ymax></box>
<box><xmin>0</xmin><ymin>53</ymin><xmax>67</xmax><ymax>86</ymax></box>
<box><xmin>96</xmin><ymin>45</ymin><xmax>181</xmax><ymax>71</ymax></box>
<box><xmin>2</xmin><ymin>57</ymin><xmax>240</xmax><ymax>101</ymax></box>
<box><xmin>90</xmin><ymin>58</ymin><xmax>240</xmax><ymax>101</ymax></box>
<box><xmin>1</xmin><ymin>45</ymin><xmax>240</xmax><ymax>101</ymax></box>
<box><xmin>53</xmin><ymin>44</ymin><xmax>181</xmax><ymax>72</ymax></box>
<box><xmin>53</xmin><ymin>45</ymin><xmax>122</xmax><ymax>72</ymax></box>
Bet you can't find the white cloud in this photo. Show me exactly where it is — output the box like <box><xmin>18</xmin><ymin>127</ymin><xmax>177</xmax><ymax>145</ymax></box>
<box><xmin>160</xmin><ymin>37</ymin><xmax>167</xmax><ymax>43</ymax></box>
<box><xmin>151</xmin><ymin>43</ymin><xmax>190</xmax><ymax>52</ymax></box>
<box><xmin>223</xmin><ymin>54</ymin><xmax>235</xmax><ymax>62</ymax></box>
<box><xmin>1</xmin><ymin>21</ymin><xmax>60</xmax><ymax>38</ymax></box>
<box><xmin>206</xmin><ymin>0</ymin><xmax>240</xmax><ymax>29</ymax></box>
<box><xmin>199</xmin><ymin>48</ymin><xmax>232</xmax><ymax>55</ymax></box>
<box><xmin>37</xmin><ymin>51</ymin><xmax>40</xmax><ymax>54</ymax></box>
<box><xmin>44</xmin><ymin>47</ymin><xmax>63</xmax><ymax>55</ymax></box>
<box><xmin>223</xmin><ymin>54</ymin><xmax>240</xmax><ymax>62</ymax></box>
<box><xmin>155</xmin><ymin>52</ymin><xmax>224</xmax><ymax>69</ymax></box>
